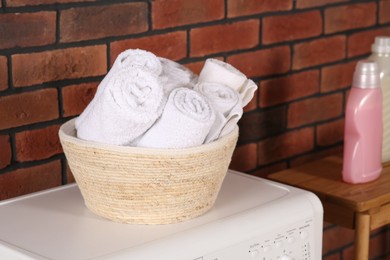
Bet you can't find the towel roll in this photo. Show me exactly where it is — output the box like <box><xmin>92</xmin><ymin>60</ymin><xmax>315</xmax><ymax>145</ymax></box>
<box><xmin>98</xmin><ymin>49</ymin><xmax>162</xmax><ymax>97</ymax></box>
<box><xmin>76</xmin><ymin>49</ymin><xmax>162</xmax><ymax>129</ymax></box>
<box><xmin>239</xmin><ymin>79</ymin><xmax>258</xmax><ymax>107</ymax></box>
<box><xmin>198</xmin><ymin>58</ymin><xmax>247</xmax><ymax>92</ymax></box>
<box><xmin>159</xmin><ymin>57</ymin><xmax>198</xmax><ymax>95</ymax></box>
<box><xmin>76</xmin><ymin>68</ymin><xmax>165</xmax><ymax>146</ymax></box>
<box><xmin>195</xmin><ymin>82</ymin><xmax>243</xmax><ymax>142</ymax></box>
<box><xmin>135</xmin><ymin>88</ymin><xmax>215</xmax><ymax>148</ymax></box>
<box><xmin>198</xmin><ymin>58</ymin><xmax>258</xmax><ymax>108</ymax></box>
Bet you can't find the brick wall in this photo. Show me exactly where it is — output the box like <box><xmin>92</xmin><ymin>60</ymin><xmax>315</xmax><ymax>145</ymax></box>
<box><xmin>0</xmin><ymin>0</ymin><xmax>389</xmax><ymax>258</ymax></box>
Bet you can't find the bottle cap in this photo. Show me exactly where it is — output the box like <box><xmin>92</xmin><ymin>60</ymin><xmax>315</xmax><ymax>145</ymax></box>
<box><xmin>353</xmin><ymin>60</ymin><xmax>380</xmax><ymax>89</ymax></box>
<box><xmin>371</xmin><ymin>36</ymin><xmax>390</xmax><ymax>54</ymax></box>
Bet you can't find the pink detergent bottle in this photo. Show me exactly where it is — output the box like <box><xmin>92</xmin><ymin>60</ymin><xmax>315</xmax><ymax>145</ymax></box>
<box><xmin>342</xmin><ymin>60</ymin><xmax>383</xmax><ymax>184</ymax></box>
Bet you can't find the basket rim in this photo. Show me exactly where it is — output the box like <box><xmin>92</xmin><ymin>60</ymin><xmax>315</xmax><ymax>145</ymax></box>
<box><xmin>59</xmin><ymin>118</ymin><xmax>239</xmax><ymax>155</ymax></box>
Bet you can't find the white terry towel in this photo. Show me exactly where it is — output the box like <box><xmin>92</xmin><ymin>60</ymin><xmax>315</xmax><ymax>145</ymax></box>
<box><xmin>159</xmin><ymin>57</ymin><xmax>198</xmax><ymax>95</ymax></box>
<box><xmin>198</xmin><ymin>58</ymin><xmax>257</xmax><ymax>107</ymax></box>
<box><xmin>136</xmin><ymin>87</ymin><xmax>215</xmax><ymax>149</ymax></box>
<box><xmin>239</xmin><ymin>78</ymin><xmax>258</xmax><ymax>107</ymax></box>
<box><xmin>75</xmin><ymin>49</ymin><xmax>162</xmax><ymax>129</ymax></box>
<box><xmin>195</xmin><ymin>82</ymin><xmax>243</xmax><ymax>143</ymax></box>
<box><xmin>76</xmin><ymin>68</ymin><xmax>165</xmax><ymax>146</ymax></box>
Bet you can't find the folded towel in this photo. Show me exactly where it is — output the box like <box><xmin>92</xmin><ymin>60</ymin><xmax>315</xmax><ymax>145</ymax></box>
<box><xmin>159</xmin><ymin>57</ymin><xmax>198</xmax><ymax>95</ymax></box>
<box><xmin>76</xmin><ymin>68</ymin><xmax>165</xmax><ymax>146</ymax></box>
<box><xmin>75</xmin><ymin>49</ymin><xmax>162</xmax><ymax>130</ymax></box>
<box><xmin>198</xmin><ymin>58</ymin><xmax>258</xmax><ymax>107</ymax></box>
<box><xmin>195</xmin><ymin>82</ymin><xmax>243</xmax><ymax>142</ymax></box>
<box><xmin>135</xmin><ymin>88</ymin><xmax>215</xmax><ymax>148</ymax></box>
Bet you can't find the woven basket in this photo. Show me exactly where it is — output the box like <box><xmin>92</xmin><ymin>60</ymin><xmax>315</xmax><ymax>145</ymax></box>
<box><xmin>59</xmin><ymin>118</ymin><xmax>238</xmax><ymax>224</ymax></box>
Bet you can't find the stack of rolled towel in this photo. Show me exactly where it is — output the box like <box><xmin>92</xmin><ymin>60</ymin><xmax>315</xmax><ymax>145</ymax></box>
<box><xmin>75</xmin><ymin>49</ymin><xmax>257</xmax><ymax>149</ymax></box>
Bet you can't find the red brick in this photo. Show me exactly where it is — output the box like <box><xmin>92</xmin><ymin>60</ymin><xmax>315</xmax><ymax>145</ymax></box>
<box><xmin>380</xmin><ymin>0</ymin><xmax>390</xmax><ymax>24</ymax></box>
<box><xmin>321</xmin><ymin>61</ymin><xmax>357</xmax><ymax>93</ymax></box>
<box><xmin>288</xmin><ymin>93</ymin><xmax>343</xmax><ymax>128</ymax></box>
<box><xmin>62</xmin><ymin>82</ymin><xmax>99</xmax><ymax>117</ymax></box>
<box><xmin>290</xmin><ymin>146</ymin><xmax>342</xmax><ymax>167</ymax></box>
<box><xmin>342</xmin><ymin>245</ymin><xmax>354</xmax><ymax>260</ymax></box>
<box><xmin>228</xmin><ymin>0</ymin><xmax>292</xmax><ymax>18</ymax></box>
<box><xmin>60</xmin><ymin>3</ymin><xmax>148</xmax><ymax>43</ymax></box>
<box><xmin>0</xmin><ymin>135</ymin><xmax>11</xmax><ymax>169</ymax></box>
<box><xmin>190</xmin><ymin>20</ymin><xmax>260</xmax><ymax>57</ymax></box>
<box><xmin>368</xmin><ymin>231</ymin><xmax>389</xmax><ymax>259</ymax></box>
<box><xmin>0</xmin><ymin>160</ymin><xmax>62</xmax><ymax>200</ymax></box>
<box><xmin>12</xmin><ymin>45</ymin><xmax>106</xmax><ymax>87</ymax></box>
<box><xmin>0</xmin><ymin>56</ymin><xmax>8</xmax><ymax>91</ymax></box>
<box><xmin>15</xmin><ymin>125</ymin><xmax>62</xmax><ymax>162</ymax></box>
<box><xmin>152</xmin><ymin>0</ymin><xmax>224</xmax><ymax>29</ymax></box>
<box><xmin>252</xmin><ymin>162</ymin><xmax>288</xmax><ymax>178</ymax></box>
<box><xmin>263</xmin><ymin>11</ymin><xmax>322</xmax><ymax>44</ymax></box>
<box><xmin>227</xmin><ymin>46</ymin><xmax>290</xmax><ymax>78</ymax></box>
<box><xmin>230</xmin><ymin>143</ymin><xmax>257</xmax><ymax>172</ymax></box>
<box><xmin>111</xmin><ymin>31</ymin><xmax>187</xmax><ymax>64</ymax></box>
<box><xmin>7</xmin><ymin>0</ymin><xmax>96</xmax><ymax>7</ymax></box>
<box><xmin>324</xmin><ymin>3</ymin><xmax>377</xmax><ymax>34</ymax></box>
<box><xmin>257</xmin><ymin>127</ymin><xmax>314</xmax><ymax>165</ymax></box>
<box><xmin>238</xmin><ymin>106</ymin><xmax>286</xmax><ymax>142</ymax></box>
<box><xmin>0</xmin><ymin>89</ymin><xmax>58</xmax><ymax>130</ymax></box>
<box><xmin>316</xmin><ymin>119</ymin><xmax>344</xmax><ymax>146</ymax></box>
<box><xmin>348</xmin><ymin>27</ymin><xmax>390</xmax><ymax>57</ymax></box>
<box><xmin>323</xmin><ymin>226</ymin><xmax>354</xmax><ymax>255</ymax></box>
<box><xmin>296</xmin><ymin>0</ymin><xmax>347</xmax><ymax>9</ymax></box>
<box><xmin>293</xmin><ymin>35</ymin><xmax>346</xmax><ymax>70</ymax></box>
<box><xmin>259</xmin><ymin>70</ymin><xmax>319</xmax><ymax>107</ymax></box>
<box><xmin>0</xmin><ymin>12</ymin><xmax>56</xmax><ymax>49</ymax></box>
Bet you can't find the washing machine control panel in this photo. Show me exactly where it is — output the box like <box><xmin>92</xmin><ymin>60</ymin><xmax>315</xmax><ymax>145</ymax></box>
<box><xmin>198</xmin><ymin>218</ymin><xmax>316</xmax><ymax>260</ymax></box>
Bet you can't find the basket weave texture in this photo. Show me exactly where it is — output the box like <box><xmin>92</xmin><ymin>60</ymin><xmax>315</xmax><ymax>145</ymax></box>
<box><xmin>59</xmin><ymin>118</ymin><xmax>238</xmax><ymax>224</ymax></box>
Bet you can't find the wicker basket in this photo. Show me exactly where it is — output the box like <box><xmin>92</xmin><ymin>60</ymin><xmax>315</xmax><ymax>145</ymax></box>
<box><xmin>59</xmin><ymin>118</ymin><xmax>238</xmax><ymax>224</ymax></box>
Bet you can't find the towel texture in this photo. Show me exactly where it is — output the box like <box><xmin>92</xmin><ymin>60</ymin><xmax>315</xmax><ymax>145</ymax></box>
<box><xmin>76</xmin><ymin>68</ymin><xmax>165</xmax><ymax>146</ymax></box>
<box><xmin>239</xmin><ymin>79</ymin><xmax>258</xmax><ymax>107</ymax></box>
<box><xmin>159</xmin><ymin>57</ymin><xmax>198</xmax><ymax>95</ymax></box>
<box><xmin>198</xmin><ymin>58</ymin><xmax>257</xmax><ymax>107</ymax></box>
<box><xmin>136</xmin><ymin>88</ymin><xmax>215</xmax><ymax>148</ymax></box>
<box><xmin>195</xmin><ymin>82</ymin><xmax>243</xmax><ymax>142</ymax></box>
<box><xmin>76</xmin><ymin>49</ymin><xmax>162</xmax><ymax>129</ymax></box>
<box><xmin>198</xmin><ymin>58</ymin><xmax>246</xmax><ymax>91</ymax></box>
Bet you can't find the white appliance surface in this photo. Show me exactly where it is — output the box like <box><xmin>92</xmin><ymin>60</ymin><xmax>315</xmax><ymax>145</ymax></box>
<box><xmin>0</xmin><ymin>170</ymin><xmax>323</xmax><ymax>260</ymax></box>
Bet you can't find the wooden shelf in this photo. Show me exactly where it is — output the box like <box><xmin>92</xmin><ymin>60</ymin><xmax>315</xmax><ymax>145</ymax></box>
<box><xmin>269</xmin><ymin>156</ymin><xmax>390</xmax><ymax>260</ymax></box>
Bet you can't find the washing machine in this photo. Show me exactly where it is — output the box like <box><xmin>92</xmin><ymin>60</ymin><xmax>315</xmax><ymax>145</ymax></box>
<box><xmin>0</xmin><ymin>170</ymin><xmax>323</xmax><ymax>260</ymax></box>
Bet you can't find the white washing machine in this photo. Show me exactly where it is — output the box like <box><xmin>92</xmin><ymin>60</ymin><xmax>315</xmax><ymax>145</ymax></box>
<box><xmin>0</xmin><ymin>170</ymin><xmax>323</xmax><ymax>260</ymax></box>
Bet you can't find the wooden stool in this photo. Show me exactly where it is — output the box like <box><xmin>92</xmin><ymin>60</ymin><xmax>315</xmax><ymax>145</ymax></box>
<box><xmin>269</xmin><ymin>156</ymin><xmax>390</xmax><ymax>260</ymax></box>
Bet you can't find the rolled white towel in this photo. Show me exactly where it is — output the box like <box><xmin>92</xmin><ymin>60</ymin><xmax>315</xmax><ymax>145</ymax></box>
<box><xmin>198</xmin><ymin>58</ymin><xmax>258</xmax><ymax>107</ymax></box>
<box><xmin>239</xmin><ymin>79</ymin><xmax>258</xmax><ymax>107</ymax></box>
<box><xmin>76</xmin><ymin>68</ymin><xmax>165</xmax><ymax>146</ymax></box>
<box><xmin>195</xmin><ymin>82</ymin><xmax>243</xmax><ymax>143</ymax></box>
<box><xmin>75</xmin><ymin>49</ymin><xmax>162</xmax><ymax>129</ymax></box>
<box><xmin>135</xmin><ymin>88</ymin><xmax>215</xmax><ymax>148</ymax></box>
<box><xmin>159</xmin><ymin>57</ymin><xmax>198</xmax><ymax>95</ymax></box>
<box><xmin>198</xmin><ymin>58</ymin><xmax>246</xmax><ymax>91</ymax></box>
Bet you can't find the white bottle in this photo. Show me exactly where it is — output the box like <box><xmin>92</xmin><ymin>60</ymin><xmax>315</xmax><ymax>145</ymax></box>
<box><xmin>369</xmin><ymin>37</ymin><xmax>390</xmax><ymax>163</ymax></box>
